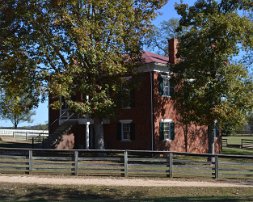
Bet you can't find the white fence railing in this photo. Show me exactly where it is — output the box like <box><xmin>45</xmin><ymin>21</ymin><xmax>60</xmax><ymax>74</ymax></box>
<box><xmin>0</xmin><ymin>129</ymin><xmax>48</xmax><ymax>138</ymax></box>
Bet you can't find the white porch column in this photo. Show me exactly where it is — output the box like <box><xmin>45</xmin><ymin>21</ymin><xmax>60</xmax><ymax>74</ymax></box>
<box><xmin>86</xmin><ymin>122</ymin><xmax>90</xmax><ymax>149</ymax></box>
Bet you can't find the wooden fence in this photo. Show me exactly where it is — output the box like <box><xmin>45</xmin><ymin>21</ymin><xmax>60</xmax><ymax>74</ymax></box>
<box><xmin>241</xmin><ymin>139</ymin><xmax>253</xmax><ymax>149</ymax></box>
<box><xmin>0</xmin><ymin>129</ymin><xmax>48</xmax><ymax>137</ymax></box>
<box><xmin>222</xmin><ymin>139</ymin><xmax>228</xmax><ymax>147</ymax></box>
<box><xmin>0</xmin><ymin>148</ymin><xmax>252</xmax><ymax>182</ymax></box>
<box><xmin>12</xmin><ymin>132</ymin><xmax>48</xmax><ymax>142</ymax></box>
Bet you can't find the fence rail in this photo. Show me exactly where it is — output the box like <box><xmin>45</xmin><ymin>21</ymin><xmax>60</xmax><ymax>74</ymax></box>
<box><xmin>0</xmin><ymin>129</ymin><xmax>48</xmax><ymax>142</ymax></box>
<box><xmin>222</xmin><ymin>139</ymin><xmax>228</xmax><ymax>147</ymax></box>
<box><xmin>241</xmin><ymin>139</ymin><xmax>253</xmax><ymax>149</ymax></box>
<box><xmin>0</xmin><ymin>148</ymin><xmax>252</xmax><ymax>181</ymax></box>
<box><xmin>0</xmin><ymin>129</ymin><xmax>48</xmax><ymax>135</ymax></box>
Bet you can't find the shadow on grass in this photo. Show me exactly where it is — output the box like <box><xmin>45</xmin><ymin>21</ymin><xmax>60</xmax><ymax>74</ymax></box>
<box><xmin>222</xmin><ymin>147</ymin><xmax>253</xmax><ymax>155</ymax></box>
<box><xmin>0</xmin><ymin>186</ymin><xmax>115</xmax><ymax>202</ymax></box>
<box><xmin>0</xmin><ymin>141</ymin><xmax>32</xmax><ymax>148</ymax></box>
<box><xmin>0</xmin><ymin>183</ymin><xmax>252</xmax><ymax>202</ymax></box>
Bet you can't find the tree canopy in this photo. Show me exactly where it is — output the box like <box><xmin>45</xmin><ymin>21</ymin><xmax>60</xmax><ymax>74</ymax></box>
<box><xmin>0</xmin><ymin>0</ymin><xmax>167</xmax><ymax>147</ymax></box>
<box><xmin>173</xmin><ymin>0</ymin><xmax>253</xmax><ymax>136</ymax></box>
<box><xmin>145</xmin><ymin>18</ymin><xmax>180</xmax><ymax>56</ymax></box>
<box><xmin>1</xmin><ymin>0</ymin><xmax>166</xmax><ymax>117</ymax></box>
<box><xmin>0</xmin><ymin>0</ymin><xmax>167</xmax><ymax>117</ymax></box>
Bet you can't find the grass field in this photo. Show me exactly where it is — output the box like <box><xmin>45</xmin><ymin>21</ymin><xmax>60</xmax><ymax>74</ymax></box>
<box><xmin>0</xmin><ymin>137</ymin><xmax>252</xmax><ymax>201</ymax></box>
<box><xmin>221</xmin><ymin>135</ymin><xmax>253</xmax><ymax>155</ymax></box>
<box><xmin>0</xmin><ymin>182</ymin><xmax>253</xmax><ymax>202</ymax></box>
<box><xmin>222</xmin><ymin>147</ymin><xmax>253</xmax><ymax>155</ymax></box>
<box><xmin>223</xmin><ymin>135</ymin><xmax>253</xmax><ymax>145</ymax></box>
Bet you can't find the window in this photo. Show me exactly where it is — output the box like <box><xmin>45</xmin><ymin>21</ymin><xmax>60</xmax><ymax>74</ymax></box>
<box><xmin>160</xmin><ymin>119</ymin><xmax>175</xmax><ymax>141</ymax></box>
<box><xmin>159</xmin><ymin>74</ymin><xmax>174</xmax><ymax>97</ymax></box>
<box><xmin>117</xmin><ymin>120</ymin><xmax>135</xmax><ymax>141</ymax></box>
<box><xmin>121</xmin><ymin>86</ymin><xmax>132</xmax><ymax>108</ymax></box>
<box><xmin>163</xmin><ymin>77</ymin><xmax>170</xmax><ymax>96</ymax></box>
<box><xmin>120</xmin><ymin>78</ymin><xmax>134</xmax><ymax>108</ymax></box>
<box><xmin>122</xmin><ymin>123</ymin><xmax>131</xmax><ymax>140</ymax></box>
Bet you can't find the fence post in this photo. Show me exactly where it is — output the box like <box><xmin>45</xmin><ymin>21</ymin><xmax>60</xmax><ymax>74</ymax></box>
<box><xmin>42</xmin><ymin>137</ymin><xmax>45</xmax><ymax>148</ymax></box>
<box><xmin>28</xmin><ymin>150</ymin><xmax>33</xmax><ymax>174</ymax></box>
<box><xmin>32</xmin><ymin>138</ymin><xmax>34</xmax><ymax>148</ymax></box>
<box><xmin>74</xmin><ymin>150</ymin><xmax>79</xmax><ymax>176</ymax></box>
<box><xmin>215</xmin><ymin>155</ymin><xmax>219</xmax><ymax>179</ymax></box>
<box><xmin>169</xmin><ymin>152</ymin><xmax>173</xmax><ymax>178</ymax></box>
<box><xmin>124</xmin><ymin>150</ymin><xmax>128</xmax><ymax>177</ymax></box>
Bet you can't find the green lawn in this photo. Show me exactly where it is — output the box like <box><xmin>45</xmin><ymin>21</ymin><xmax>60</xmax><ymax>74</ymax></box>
<box><xmin>222</xmin><ymin>135</ymin><xmax>253</xmax><ymax>156</ymax></box>
<box><xmin>222</xmin><ymin>147</ymin><xmax>253</xmax><ymax>155</ymax></box>
<box><xmin>223</xmin><ymin>135</ymin><xmax>253</xmax><ymax>145</ymax></box>
<box><xmin>0</xmin><ymin>183</ymin><xmax>253</xmax><ymax>202</ymax></box>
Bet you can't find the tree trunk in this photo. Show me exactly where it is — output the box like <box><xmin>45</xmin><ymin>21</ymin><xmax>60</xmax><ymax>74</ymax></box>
<box><xmin>206</xmin><ymin>124</ymin><xmax>216</xmax><ymax>163</ymax></box>
<box><xmin>184</xmin><ymin>124</ymin><xmax>188</xmax><ymax>152</ymax></box>
<box><xmin>94</xmin><ymin>118</ymin><xmax>104</xmax><ymax>149</ymax></box>
<box><xmin>14</xmin><ymin>121</ymin><xmax>18</xmax><ymax>129</ymax></box>
<box><xmin>208</xmin><ymin>124</ymin><xmax>214</xmax><ymax>154</ymax></box>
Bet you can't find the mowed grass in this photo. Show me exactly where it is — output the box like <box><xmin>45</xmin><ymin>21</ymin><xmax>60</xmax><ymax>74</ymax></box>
<box><xmin>222</xmin><ymin>135</ymin><xmax>253</xmax><ymax>155</ymax></box>
<box><xmin>0</xmin><ymin>182</ymin><xmax>253</xmax><ymax>202</ymax></box>
<box><xmin>222</xmin><ymin>147</ymin><xmax>253</xmax><ymax>155</ymax></box>
<box><xmin>223</xmin><ymin>135</ymin><xmax>253</xmax><ymax>145</ymax></box>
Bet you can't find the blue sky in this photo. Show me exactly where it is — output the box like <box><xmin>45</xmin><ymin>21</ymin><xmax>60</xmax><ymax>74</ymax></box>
<box><xmin>0</xmin><ymin>0</ymin><xmax>195</xmax><ymax>128</ymax></box>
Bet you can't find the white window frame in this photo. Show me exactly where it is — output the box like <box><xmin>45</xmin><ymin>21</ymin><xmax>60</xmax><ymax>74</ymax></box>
<box><xmin>119</xmin><ymin>120</ymin><xmax>132</xmax><ymax>141</ymax></box>
<box><xmin>161</xmin><ymin>75</ymin><xmax>171</xmax><ymax>97</ymax></box>
<box><xmin>161</xmin><ymin>119</ymin><xmax>173</xmax><ymax>141</ymax></box>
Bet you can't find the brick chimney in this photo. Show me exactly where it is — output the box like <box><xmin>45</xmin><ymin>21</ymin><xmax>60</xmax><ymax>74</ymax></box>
<box><xmin>169</xmin><ymin>38</ymin><xmax>179</xmax><ymax>64</ymax></box>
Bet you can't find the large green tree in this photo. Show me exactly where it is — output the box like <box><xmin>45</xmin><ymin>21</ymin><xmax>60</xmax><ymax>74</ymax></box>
<box><xmin>173</xmin><ymin>0</ymin><xmax>253</xmax><ymax>152</ymax></box>
<box><xmin>0</xmin><ymin>0</ymin><xmax>42</xmax><ymax>128</ymax></box>
<box><xmin>0</xmin><ymin>0</ymin><xmax>167</xmax><ymax>148</ymax></box>
<box><xmin>0</xmin><ymin>93</ymin><xmax>36</xmax><ymax>128</ymax></box>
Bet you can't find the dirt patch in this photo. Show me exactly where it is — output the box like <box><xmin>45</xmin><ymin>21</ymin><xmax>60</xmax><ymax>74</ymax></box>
<box><xmin>0</xmin><ymin>137</ymin><xmax>16</xmax><ymax>142</ymax></box>
<box><xmin>0</xmin><ymin>175</ymin><xmax>252</xmax><ymax>188</ymax></box>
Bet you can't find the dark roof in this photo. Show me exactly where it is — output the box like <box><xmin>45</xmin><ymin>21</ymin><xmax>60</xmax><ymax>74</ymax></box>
<box><xmin>142</xmin><ymin>51</ymin><xmax>169</xmax><ymax>64</ymax></box>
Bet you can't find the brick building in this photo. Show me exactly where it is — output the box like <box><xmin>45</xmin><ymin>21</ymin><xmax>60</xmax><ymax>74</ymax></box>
<box><xmin>48</xmin><ymin>39</ymin><xmax>221</xmax><ymax>153</ymax></box>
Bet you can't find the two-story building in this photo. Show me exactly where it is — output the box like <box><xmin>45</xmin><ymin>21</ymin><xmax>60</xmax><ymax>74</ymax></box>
<box><xmin>48</xmin><ymin>39</ymin><xmax>221</xmax><ymax>153</ymax></box>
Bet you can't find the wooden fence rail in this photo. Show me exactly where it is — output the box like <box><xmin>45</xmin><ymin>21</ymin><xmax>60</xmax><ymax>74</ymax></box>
<box><xmin>241</xmin><ymin>139</ymin><xmax>253</xmax><ymax>149</ymax></box>
<box><xmin>0</xmin><ymin>148</ymin><xmax>252</xmax><ymax>182</ymax></box>
<box><xmin>0</xmin><ymin>129</ymin><xmax>48</xmax><ymax>137</ymax></box>
<box><xmin>13</xmin><ymin>132</ymin><xmax>48</xmax><ymax>141</ymax></box>
<box><xmin>222</xmin><ymin>139</ymin><xmax>228</xmax><ymax>147</ymax></box>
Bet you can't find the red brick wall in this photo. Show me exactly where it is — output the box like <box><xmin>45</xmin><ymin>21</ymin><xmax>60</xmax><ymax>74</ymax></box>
<box><xmin>48</xmin><ymin>71</ymin><xmax>221</xmax><ymax>153</ymax></box>
<box><xmin>104</xmin><ymin>73</ymin><xmax>153</xmax><ymax>150</ymax></box>
<box><xmin>152</xmin><ymin>71</ymin><xmax>221</xmax><ymax>153</ymax></box>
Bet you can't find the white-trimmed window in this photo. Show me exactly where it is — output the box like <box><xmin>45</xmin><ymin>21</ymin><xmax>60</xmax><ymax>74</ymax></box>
<box><xmin>122</xmin><ymin>123</ymin><xmax>131</xmax><ymax>140</ymax></box>
<box><xmin>162</xmin><ymin>77</ymin><xmax>170</xmax><ymax>96</ymax></box>
<box><xmin>160</xmin><ymin>119</ymin><xmax>175</xmax><ymax>141</ymax></box>
<box><xmin>159</xmin><ymin>74</ymin><xmax>174</xmax><ymax>97</ymax></box>
<box><xmin>117</xmin><ymin>120</ymin><xmax>135</xmax><ymax>141</ymax></box>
